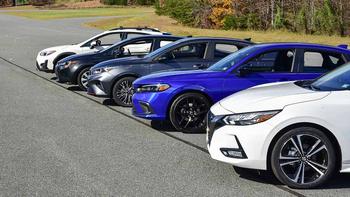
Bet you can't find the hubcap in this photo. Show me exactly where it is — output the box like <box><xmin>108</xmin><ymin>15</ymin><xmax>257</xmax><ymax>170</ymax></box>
<box><xmin>115</xmin><ymin>80</ymin><xmax>133</xmax><ymax>105</ymax></box>
<box><xmin>81</xmin><ymin>71</ymin><xmax>89</xmax><ymax>89</ymax></box>
<box><xmin>174</xmin><ymin>97</ymin><xmax>209</xmax><ymax>131</ymax></box>
<box><xmin>279</xmin><ymin>134</ymin><xmax>329</xmax><ymax>185</ymax></box>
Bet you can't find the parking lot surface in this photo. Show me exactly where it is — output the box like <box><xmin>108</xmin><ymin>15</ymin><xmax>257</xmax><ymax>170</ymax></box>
<box><xmin>0</xmin><ymin>13</ymin><xmax>350</xmax><ymax>196</ymax></box>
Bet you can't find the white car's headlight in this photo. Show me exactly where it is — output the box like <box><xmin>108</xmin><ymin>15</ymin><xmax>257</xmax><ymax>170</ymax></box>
<box><xmin>91</xmin><ymin>67</ymin><xmax>113</xmax><ymax>75</ymax></box>
<box><xmin>223</xmin><ymin>110</ymin><xmax>281</xmax><ymax>126</ymax></box>
<box><xmin>40</xmin><ymin>50</ymin><xmax>56</xmax><ymax>56</ymax></box>
<box><xmin>136</xmin><ymin>84</ymin><xmax>170</xmax><ymax>93</ymax></box>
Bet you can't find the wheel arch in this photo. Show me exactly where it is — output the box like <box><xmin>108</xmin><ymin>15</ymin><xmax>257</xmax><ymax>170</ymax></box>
<box><xmin>266</xmin><ymin>122</ymin><xmax>342</xmax><ymax>172</ymax></box>
<box><xmin>73</xmin><ymin>64</ymin><xmax>92</xmax><ymax>84</ymax></box>
<box><xmin>109</xmin><ymin>73</ymin><xmax>140</xmax><ymax>97</ymax></box>
<box><xmin>166</xmin><ymin>89</ymin><xmax>214</xmax><ymax>119</ymax></box>
<box><xmin>53</xmin><ymin>52</ymin><xmax>76</xmax><ymax>68</ymax></box>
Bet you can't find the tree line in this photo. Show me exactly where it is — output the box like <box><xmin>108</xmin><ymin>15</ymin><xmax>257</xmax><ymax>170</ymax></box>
<box><xmin>156</xmin><ymin>0</ymin><xmax>349</xmax><ymax>36</ymax></box>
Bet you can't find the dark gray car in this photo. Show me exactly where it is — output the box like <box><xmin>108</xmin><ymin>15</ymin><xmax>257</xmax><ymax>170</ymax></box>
<box><xmin>87</xmin><ymin>37</ymin><xmax>254</xmax><ymax>106</ymax></box>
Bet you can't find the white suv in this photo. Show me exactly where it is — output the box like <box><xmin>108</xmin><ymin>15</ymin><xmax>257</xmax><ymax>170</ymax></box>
<box><xmin>36</xmin><ymin>27</ymin><xmax>170</xmax><ymax>72</ymax></box>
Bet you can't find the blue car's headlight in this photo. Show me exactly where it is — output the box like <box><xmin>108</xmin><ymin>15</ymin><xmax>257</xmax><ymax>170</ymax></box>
<box><xmin>223</xmin><ymin>110</ymin><xmax>281</xmax><ymax>126</ymax></box>
<box><xmin>136</xmin><ymin>84</ymin><xmax>170</xmax><ymax>93</ymax></box>
<box><xmin>58</xmin><ymin>60</ymin><xmax>79</xmax><ymax>69</ymax></box>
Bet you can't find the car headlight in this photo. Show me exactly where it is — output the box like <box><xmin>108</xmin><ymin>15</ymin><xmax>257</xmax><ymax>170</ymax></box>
<box><xmin>40</xmin><ymin>50</ymin><xmax>56</xmax><ymax>56</ymax></box>
<box><xmin>136</xmin><ymin>84</ymin><xmax>170</xmax><ymax>93</ymax></box>
<box><xmin>59</xmin><ymin>60</ymin><xmax>79</xmax><ymax>69</ymax></box>
<box><xmin>222</xmin><ymin>110</ymin><xmax>281</xmax><ymax>126</ymax></box>
<box><xmin>91</xmin><ymin>67</ymin><xmax>113</xmax><ymax>75</ymax></box>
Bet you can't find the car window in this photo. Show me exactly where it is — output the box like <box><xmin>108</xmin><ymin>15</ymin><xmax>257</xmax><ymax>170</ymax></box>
<box><xmin>97</xmin><ymin>33</ymin><xmax>123</xmax><ymax>46</ymax></box>
<box><xmin>120</xmin><ymin>39</ymin><xmax>153</xmax><ymax>56</ymax></box>
<box><xmin>160</xmin><ymin>40</ymin><xmax>174</xmax><ymax>47</ymax></box>
<box><xmin>242</xmin><ymin>49</ymin><xmax>295</xmax><ymax>73</ymax></box>
<box><xmin>214</xmin><ymin>43</ymin><xmax>239</xmax><ymax>58</ymax></box>
<box><xmin>126</xmin><ymin>33</ymin><xmax>147</xmax><ymax>39</ymax></box>
<box><xmin>303</xmin><ymin>50</ymin><xmax>346</xmax><ymax>73</ymax></box>
<box><xmin>162</xmin><ymin>42</ymin><xmax>207</xmax><ymax>61</ymax></box>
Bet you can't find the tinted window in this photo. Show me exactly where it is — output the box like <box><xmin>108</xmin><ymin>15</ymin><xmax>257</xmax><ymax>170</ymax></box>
<box><xmin>121</xmin><ymin>39</ymin><xmax>153</xmax><ymax>56</ymax></box>
<box><xmin>160</xmin><ymin>40</ymin><xmax>174</xmax><ymax>47</ymax></box>
<box><xmin>126</xmin><ymin>33</ymin><xmax>147</xmax><ymax>39</ymax></box>
<box><xmin>208</xmin><ymin>46</ymin><xmax>259</xmax><ymax>71</ymax></box>
<box><xmin>311</xmin><ymin>63</ymin><xmax>350</xmax><ymax>91</ymax></box>
<box><xmin>214</xmin><ymin>43</ymin><xmax>239</xmax><ymax>58</ymax></box>
<box><xmin>242</xmin><ymin>49</ymin><xmax>295</xmax><ymax>72</ymax></box>
<box><xmin>163</xmin><ymin>43</ymin><xmax>207</xmax><ymax>60</ymax></box>
<box><xmin>303</xmin><ymin>50</ymin><xmax>345</xmax><ymax>73</ymax></box>
<box><xmin>98</xmin><ymin>33</ymin><xmax>123</xmax><ymax>46</ymax></box>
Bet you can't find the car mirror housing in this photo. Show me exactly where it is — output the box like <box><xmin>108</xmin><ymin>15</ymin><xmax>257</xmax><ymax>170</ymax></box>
<box><xmin>90</xmin><ymin>41</ymin><xmax>97</xmax><ymax>49</ymax></box>
<box><xmin>236</xmin><ymin>66</ymin><xmax>252</xmax><ymax>77</ymax></box>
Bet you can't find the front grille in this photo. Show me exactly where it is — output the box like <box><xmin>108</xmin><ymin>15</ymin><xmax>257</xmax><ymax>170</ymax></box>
<box><xmin>207</xmin><ymin>111</ymin><xmax>224</xmax><ymax>146</ymax></box>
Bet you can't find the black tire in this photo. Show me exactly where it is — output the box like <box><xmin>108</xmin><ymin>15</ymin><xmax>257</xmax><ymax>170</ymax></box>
<box><xmin>77</xmin><ymin>67</ymin><xmax>90</xmax><ymax>91</ymax></box>
<box><xmin>271</xmin><ymin>127</ymin><xmax>337</xmax><ymax>189</ymax></box>
<box><xmin>112</xmin><ymin>76</ymin><xmax>136</xmax><ymax>107</ymax></box>
<box><xmin>169</xmin><ymin>92</ymin><xmax>210</xmax><ymax>133</ymax></box>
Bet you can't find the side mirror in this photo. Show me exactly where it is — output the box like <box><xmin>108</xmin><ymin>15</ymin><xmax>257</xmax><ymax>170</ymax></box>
<box><xmin>90</xmin><ymin>40</ymin><xmax>101</xmax><ymax>49</ymax></box>
<box><xmin>113</xmin><ymin>48</ymin><xmax>122</xmax><ymax>58</ymax></box>
<box><xmin>90</xmin><ymin>41</ymin><xmax>97</xmax><ymax>49</ymax></box>
<box><xmin>156</xmin><ymin>56</ymin><xmax>168</xmax><ymax>62</ymax></box>
<box><xmin>237</xmin><ymin>66</ymin><xmax>252</xmax><ymax>77</ymax></box>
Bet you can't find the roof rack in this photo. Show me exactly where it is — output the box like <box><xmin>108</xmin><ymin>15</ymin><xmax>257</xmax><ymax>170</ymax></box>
<box><xmin>109</xmin><ymin>26</ymin><xmax>161</xmax><ymax>32</ymax></box>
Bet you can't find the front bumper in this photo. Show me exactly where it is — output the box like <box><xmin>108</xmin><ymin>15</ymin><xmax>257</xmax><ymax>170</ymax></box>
<box><xmin>36</xmin><ymin>54</ymin><xmax>55</xmax><ymax>72</ymax></box>
<box><xmin>55</xmin><ymin>64</ymin><xmax>74</xmax><ymax>83</ymax></box>
<box><xmin>132</xmin><ymin>92</ymin><xmax>170</xmax><ymax>120</ymax></box>
<box><xmin>86</xmin><ymin>72</ymin><xmax>114</xmax><ymax>97</ymax></box>
<box><xmin>207</xmin><ymin>110</ymin><xmax>275</xmax><ymax>170</ymax></box>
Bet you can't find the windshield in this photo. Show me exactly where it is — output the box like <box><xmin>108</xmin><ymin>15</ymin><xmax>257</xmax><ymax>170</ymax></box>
<box><xmin>144</xmin><ymin>39</ymin><xmax>183</xmax><ymax>59</ymax></box>
<box><xmin>207</xmin><ymin>46</ymin><xmax>259</xmax><ymax>71</ymax></box>
<box><xmin>310</xmin><ymin>62</ymin><xmax>350</xmax><ymax>91</ymax></box>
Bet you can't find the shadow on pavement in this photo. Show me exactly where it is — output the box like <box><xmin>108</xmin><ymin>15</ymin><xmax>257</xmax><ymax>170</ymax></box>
<box><xmin>67</xmin><ymin>86</ymin><xmax>84</xmax><ymax>91</ymax></box>
<box><xmin>234</xmin><ymin>166</ymin><xmax>350</xmax><ymax>189</ymax></box>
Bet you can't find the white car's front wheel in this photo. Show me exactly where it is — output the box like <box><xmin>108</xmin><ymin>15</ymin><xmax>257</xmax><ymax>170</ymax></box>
<box><xmin>271</xmin><ymin>127</ymin><xmax>337</xmax><ymax>189</ymax></box>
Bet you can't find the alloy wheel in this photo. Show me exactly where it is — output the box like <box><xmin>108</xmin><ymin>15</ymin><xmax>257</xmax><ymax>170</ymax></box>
<box><xmin>80</xmin><ymin>70</ymin><xmax>89</xmax><ymax>89</ymax></box>
<box><xmin>115</xmin><ymin>79</ymin><xmax>134</xmax><ymax>106</ymax></box>
<box><xmin>278</xmin><ymin>134</ymin><xmax>329</xmax><ymax>185</ymax></box>
<box><xmin>173</xmin><ymin>95</ymin><xmax>209</xmax><ymax>132</ymax></box>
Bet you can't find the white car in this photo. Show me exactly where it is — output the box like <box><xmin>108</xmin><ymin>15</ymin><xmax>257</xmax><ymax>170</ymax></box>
<box><xmin>207</xmin><ymin>62</ymin><xmax>350</xmax><ymax>189</ymax></box>
<box><xmin>36</xmin><ymin>27</ymin><xmax>170</xmax><ymax>72</ymax></box>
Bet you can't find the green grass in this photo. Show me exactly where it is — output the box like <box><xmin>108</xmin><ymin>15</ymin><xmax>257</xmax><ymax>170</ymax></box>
<box><xmin>4</xmin><ymin>7</ymin><xmax>153</xmax><ymax>20</ymax></box>
<box><xmin>85</xmin><ymin>12</ymin><xmax>350</xmax><ymax>46</ymax></box>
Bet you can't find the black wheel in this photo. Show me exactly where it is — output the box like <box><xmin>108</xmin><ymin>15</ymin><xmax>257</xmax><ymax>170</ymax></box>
<box><xmin>112</xmin><ymin>77</ymin><xmax>136</xmax><ymax>107</ymax></box>
<box><xmin>77</xmin><ymin>67</ymin><xmax>90</xmax><ymax>91</ymax></box>
<box><xmin>169</xmin><ymin>92</ymin><xmax>210</xmax><ymax>133</ymax></box>
<box><xmin>271</xmin><ymin>127</ymin><xmax>336</xmax><ymax>189</ymax></box>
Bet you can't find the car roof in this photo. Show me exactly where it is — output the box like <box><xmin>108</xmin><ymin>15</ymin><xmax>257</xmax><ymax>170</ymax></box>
<box><xmin>178</xmin><ymin>37</ymin><xmax>254</xmax><ymax>44</ymax></box>
<box><xmin>252</xmin><ymin>42</ymin><xmax>350</xmax><ymax>53</ymax></box>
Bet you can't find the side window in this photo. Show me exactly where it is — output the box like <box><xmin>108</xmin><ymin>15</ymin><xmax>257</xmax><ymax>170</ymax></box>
<box><xmin>125</xmin><ymin>33</ymin><xmax>147</xmax><ymax>39</ymax></box>
<box><xmin>160</xmin><ymin>40</ymin><xmax>175</xmax><ymax>47</ymax></box>
<box><xmin>303</xmin><ymin>50</ymin><xmax>346</xmax><ymax>73</ymax></box>
<box><xmin>242</xmin><ymin>49</ymin><xmax>295</xmax><ymax>72</ymax></box>
<box><xmin>120</xmin><ymin>39</ymin><xmax>153</xmax><ymax>56</ymax></box>
<box><xmin>163</xmin><ymin>43</ymin><xmax>207</xmax><ymax>60</ymax></box>
<box><xmin>214</xmin><ymin>43</ymin><xmax>239</xmax><ymax>58</ymax></box>
<box><xmin>97</xmin><ymin>33</ymin><xmax>123</xmax><ymax>46</ymax></box>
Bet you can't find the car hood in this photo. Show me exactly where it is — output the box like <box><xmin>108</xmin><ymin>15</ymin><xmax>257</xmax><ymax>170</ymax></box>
<box><xmin>134</xmin><ymin>70</ymin><xmax>221</xmax><ymax>84</ymax></box>
<box><xmin>91</xmin><ymin>56</ymin><xmax>144</xmax><ymax>69</ymax></box>
<box><xmin>59</xmin><ymin>52</ymin><xmax>97</xmax><ymax>62</ymax></box>
<box><xmin>217</xmin><ymin>81</ymin><xmax>330</xmax><ymax>114</ymax></box>
<box><xmin>39</xmin><ymin>45</ymin><xmax>75</xmax><ymax>53</ymax></box>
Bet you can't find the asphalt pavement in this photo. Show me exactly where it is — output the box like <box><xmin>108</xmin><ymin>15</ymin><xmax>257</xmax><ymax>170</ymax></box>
<box><xmin>0</xmin><ymin>13</ymin><xmax>350</xmax><ymax>196</ymax></box>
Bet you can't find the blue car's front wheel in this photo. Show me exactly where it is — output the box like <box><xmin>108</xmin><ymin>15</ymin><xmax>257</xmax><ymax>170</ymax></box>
<box><xmin>169</xmin><ymin>92</ymin><xmax>210</xmax><ymax>133</ymax></box>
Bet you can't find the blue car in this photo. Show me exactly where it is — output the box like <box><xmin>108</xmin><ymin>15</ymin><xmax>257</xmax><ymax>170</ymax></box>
<box><xmin>132</xmin><ymin>43</ymin><xmax>350</xmax><ymax>133</ymax></box>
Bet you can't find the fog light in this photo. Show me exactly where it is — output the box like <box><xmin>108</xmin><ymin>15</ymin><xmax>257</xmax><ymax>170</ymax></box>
<box><xmin>219</xmin><ymin>136</ymin><xmax>247</xmax><ymax>159</ymax></box>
